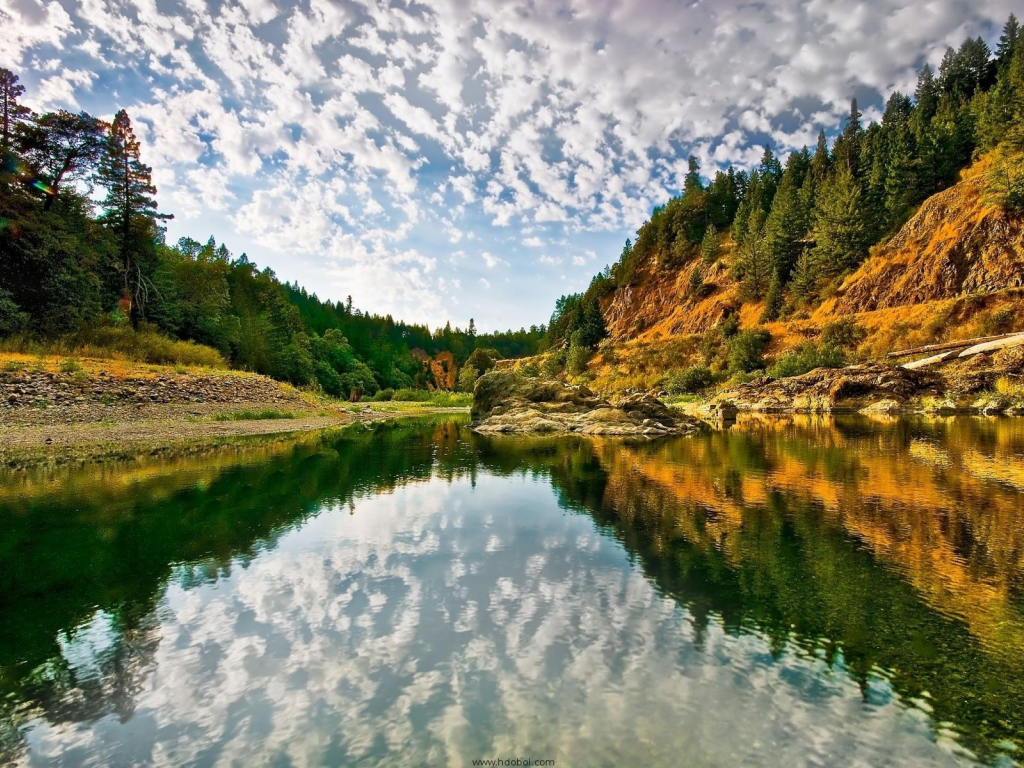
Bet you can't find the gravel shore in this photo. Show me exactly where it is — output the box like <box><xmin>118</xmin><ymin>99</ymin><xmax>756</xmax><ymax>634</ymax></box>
<box><xmin>0</xmin><ymin>363</ymin><xmax>463</xmax><ymax>467</ymax></box>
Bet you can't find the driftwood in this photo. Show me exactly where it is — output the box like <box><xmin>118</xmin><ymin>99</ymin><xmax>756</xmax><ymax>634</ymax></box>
<box><xmin>887</xmin><ymin>332</ymin><xmax>1020</xmax><ymax>359</ymax></box>
<box><xmin>901</xmin><ymin>332</ymin><xmax>1024</xmax><ymax>370</ymax></box>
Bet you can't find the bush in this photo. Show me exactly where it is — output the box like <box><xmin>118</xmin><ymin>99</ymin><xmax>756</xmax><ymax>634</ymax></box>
<box><xmin>820</xmin><ymin>318</ymin><xmax>866</xmax><ymax>349</ymax></box>
<box><xmin>979</xmin><ymin>308</ymin><xmax>1016</xmax><ymax>336</ymax></box>
<box><xmin>727</xmin><ymin>328</ymin><xmax>771</xmax><ymax>374</ymax></box>
<box><xmin>664</xmin><ymin>365</ymin><xmax>714</xmax><ymax>394</ymax></box>
<box><xmin>768</xmin><ymin>343</ymin><xmax>846</xmax><ymax>378</ymax></box>
<box><xmin>393</xmin><ymin>388</ymin><xmax>431</xmax><ymax>402</ymax></box>
<box><xmin>371</xmin><ymin>388</ymin><xmax>395</xmax><ymax>402</ymax></box>
<box><xmin>64</xmin><ymin>324</ymin><xmax>227</xmax><ymax>368</ymax></box>
<box><xmin>458</xmin><ymin>365</ymin><xmax>479</xmax><ymax>392</ymax></box>
<box><xmin>566</xmin><ymin>343</ymin><xmax>590</xmax><ymax>376</ymax></box>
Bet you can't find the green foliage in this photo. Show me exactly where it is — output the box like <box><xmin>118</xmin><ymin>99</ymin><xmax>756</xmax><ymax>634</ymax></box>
<box><xmin>688</xmin><ymin>267</ymin><xmax>703</xmax><ymax>296</ymax></box>
<box><xmin>760</xmin><ymin>271</ymin><xmax>784</xmax><ymax>322</ymax></box>
<box><xmin>700</xmin><ymin>224</ymin><xmax>720</xmax><ymax>264</ymax></box>
<box><xmin>768</xmin><ymin>343</ymin><xmax>846</xmax><ymax>378</ymax></box>
<box><xmin>727</xmin><ymin>328</ymin><xmax>772</xmax><ymax>374</ymax></box>
<box><xmin>66</xmin><ymin>324</ymin><xmax>227</xmax><ymax>368</ymax></box>
<box><xmin>458</xmin><ymin>364</ymin><xmax>479</xmax><ymax>393</ymax></box>
<box><xmin>735</xmin><ymin>209</ymin><xmax>771</xmax><ymax>300</ymax></box>
<box><xmin>812</xmin><ymin>164</ymin><xmax>871</xmax><ymax>274</ymax></box>
<box><xmin>212</xmin><ymin>408</ymin><xmax>298</xmax><ymax>421</ymax></box>
<box><xmin>820</xmin><ymin>318</ymin><xmax>867</xmax><ymax>349</ymax></box>
<box><xmin>664</xmin><ymin>365</ymin><xmax>714</xmax><ymax>394</ymax></box>
<box><xmin>566</xmin><ymin>334</ymin><xmax>591</xmax><ymax>376</ymax></box>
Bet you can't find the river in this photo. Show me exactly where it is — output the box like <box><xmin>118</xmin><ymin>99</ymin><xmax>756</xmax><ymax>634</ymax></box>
<box><xmin>1</xmin><ymin>415</ymin><xmax>1023</xmax><ymax>766</ymax></box>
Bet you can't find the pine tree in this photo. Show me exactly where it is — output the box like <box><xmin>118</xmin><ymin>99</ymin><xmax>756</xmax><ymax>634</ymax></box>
<box><xmin>688</xmin><ymin>266</ymin><xmax>703</xmax><ymax>296</ymax></box>
<box><xmin>760</xmin><ymin>270</ymin><xmax>783</xmax><ymax>322</ymax></box>
<box><xmin>98</xmin><ymin>109</ymin><xmax>171</xmax><ymax>318</ymax></box>
<box><xmin>812</xmin><ymin>164</ymin><xmax>870</xmax><ymax>274</ymax></box>
<box><xmin>700</xmin><ymin>223</ymin><xmax>720</xmax><ymax>264</ymax></box>
<box><xmin>19</xmin><ymin>110</ymin><xmax>106</xmax><ymax>210</ymax></box>
<box><xmin>683</xmin><ymin>155</ymin><xmax>703</xmax><ymax>197</ymax></box>
<box><xmin>996</xmin><ymin>14</ymin><xmax>1021</xmax><ymax>69</ymax></box>
<box><xmin>0</xmin><ymin>68</ymin><xmax>29</xmax><ymax>154</ymax></box>
<box><xmin>764</xmin><ymin>152</ymin><xmax>809</xmax><ymax>281</ymax></box>
<box><xmin>810</xmin><ymin>130</ymin><xmax>831</xmax><ymax>182</ymax></box>
<box><xmin>790</xmin><ymin>249</ymin><xmax>819</xmax><ymax>302</ymax></box>
<box><xmin>736</xmin><ymin>208</ymin><xmax>771</xmax><ymax>300</ymax></box>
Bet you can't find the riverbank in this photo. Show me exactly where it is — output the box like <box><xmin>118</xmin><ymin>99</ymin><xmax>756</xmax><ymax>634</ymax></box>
<box><xmin>0</xmin><ymin>355</ymin><xmax>468</xmax><ymax>467</ymax></box>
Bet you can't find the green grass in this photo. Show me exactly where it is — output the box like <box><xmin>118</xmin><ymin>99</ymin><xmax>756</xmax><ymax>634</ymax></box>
<box><xmin>369</xmin><ymin>390</ymin><xmax>472</xmax><ymax>407</ymax></box>
<box><xmin>211</xmin><ymin>408</ymin><xmax>299</xmax><ymax>422</ymax></box>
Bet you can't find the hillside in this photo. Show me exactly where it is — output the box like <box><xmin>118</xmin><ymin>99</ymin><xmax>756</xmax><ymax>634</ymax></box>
<box><xmin>582</xmin><ymin>152</ymin><xmax>1024</xmax><ymax>394</ymax></box>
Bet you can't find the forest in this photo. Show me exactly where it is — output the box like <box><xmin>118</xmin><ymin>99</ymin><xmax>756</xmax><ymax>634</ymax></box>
<box><xmin>545</xmin><ymin>15</ymin><xmax>1024</xmax><ymax>373</ymax></box>
<box><xmin>0</xmin><ymin>76</ymin><xmax>544</xmax><ymax>396</ymax></box>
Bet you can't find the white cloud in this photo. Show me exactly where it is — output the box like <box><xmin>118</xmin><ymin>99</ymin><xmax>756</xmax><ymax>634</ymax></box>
<box><xmin>5</xmin><ymin>0</ymin><xmax>1016</xmax><ymax>329</ymax></box>
<box><xmin>481</xmin><ymin>252</ymin><xmax>507</xmax><ymax>269</ymax></box>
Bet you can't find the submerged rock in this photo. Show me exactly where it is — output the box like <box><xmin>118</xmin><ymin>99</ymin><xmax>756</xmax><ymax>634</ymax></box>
<box><xmin>470</xmin><ymin>370</ymin><xmax>702</xmax><ymax>436</ymax></box>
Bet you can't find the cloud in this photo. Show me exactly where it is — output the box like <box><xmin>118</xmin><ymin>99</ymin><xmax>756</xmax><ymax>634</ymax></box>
<box><xmin>481</xmin><ymin>252</ymin><xmax>507</xmax><ymax>269</ymax></box>
<box><xmin>5</xmin><ymin>0</ymin><xmax>1016</xmax><ymax>329</ymax></box>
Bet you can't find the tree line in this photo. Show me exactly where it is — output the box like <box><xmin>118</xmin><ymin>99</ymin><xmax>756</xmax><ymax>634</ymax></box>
<box><xmin>547</xmin><ymin>15</ymin><xmax>1024</xmax><ymax>356</ymax></box>
<box><xmin>0</xmin><ymin>70</ymin><xmax>544</xmax><ymax>395</ymax></box>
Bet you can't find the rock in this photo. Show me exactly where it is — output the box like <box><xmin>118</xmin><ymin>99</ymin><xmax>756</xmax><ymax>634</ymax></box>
<box><xmin>470</xmin><ymin>371</ymin><xmax>703</xmax><ymax>437</ymax></box>
<box><xmin>709</xmin><ymin>363</ymin><xmax>940</xmax><ymax>413</ymax></box>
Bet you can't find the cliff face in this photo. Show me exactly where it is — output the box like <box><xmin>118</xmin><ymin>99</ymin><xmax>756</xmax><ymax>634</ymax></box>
<box><xmin>817</xmin><ymin>158</ymin><xmax>1024</xmax><ymax>318</ymax></box>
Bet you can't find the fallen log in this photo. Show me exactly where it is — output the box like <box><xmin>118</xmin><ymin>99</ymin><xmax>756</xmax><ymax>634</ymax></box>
<box><xmin>901</xmin><ymin>332</ymin><xmax>1024</xmax><ymax>370</ymax></box>
<box><xmin>887</xmin><ymin>332</ymin><xmax>1020</xmax><ymax>359</ymax></box>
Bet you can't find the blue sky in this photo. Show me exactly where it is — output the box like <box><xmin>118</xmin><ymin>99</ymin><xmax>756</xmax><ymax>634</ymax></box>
<box><xmin>1</xmin><ymin>0</ymin><xmax>1017</xmax><ymax>331</ymax></box>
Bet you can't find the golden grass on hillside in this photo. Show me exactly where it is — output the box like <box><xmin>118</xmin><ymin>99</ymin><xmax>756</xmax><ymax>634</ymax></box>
<box><xmin>0</xmin><ymin>325</ymin><xmax>227</xmax><ymax>369</ymax></box>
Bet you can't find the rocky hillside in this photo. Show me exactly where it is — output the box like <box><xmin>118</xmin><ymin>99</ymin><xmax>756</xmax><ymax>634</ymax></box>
<box><xmin>589</xmin><ymin>153</ymin><xmax>1024</xmax><ymax>393</ymax></box>
<box><xmin>818</xmin><ymin>156</ymin><xmax>1024</xmax><ymax>317</ymax></box>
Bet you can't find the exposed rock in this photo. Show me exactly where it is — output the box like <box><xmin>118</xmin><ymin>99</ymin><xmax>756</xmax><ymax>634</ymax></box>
<box><xmin>470</xmin><ymin>370</ymin><xmax>702</xmax><ymax>436</ymax></box>
<box><xmin>710</xmin><ymin>363</ymin><xmax>942</xmax><ymax>413</ymax></box>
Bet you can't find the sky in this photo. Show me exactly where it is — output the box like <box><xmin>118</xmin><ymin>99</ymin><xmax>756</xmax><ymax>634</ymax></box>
<box><xmin>0</xmin><ymin>0</ymin><xmax>1018</xmax><ymax>332</ymax></box>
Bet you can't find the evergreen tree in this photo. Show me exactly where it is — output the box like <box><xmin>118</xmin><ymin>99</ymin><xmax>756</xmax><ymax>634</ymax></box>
<box><xmin>98</xmin><ymin>109</ymin><xmax>171</xmax><ymax>318</ymax></box>
<box><xmin>683</xmin><ymin>155</ymin><xmax>703</xmax><ymax>196</ymax></box>
<box><xmin>996</xmin><ymin>14</ymin><xmax>1021</xmax><ymax>69</ymax></box>
<box><xmin>0</xmin><ymin>68</ymin><xmax>29</xmax><ymax>155</ymax></box>
<box><xmin>736</xmin><ymin>208</ymin><xmax>771</xmax><ymax>299</ymax></box>
<box><xmin>760</xmin><ymin>270</ymin><xmax>783</xmax><ymax>322</ymax></box>
<box><xmin>764</xmin><ymin>151</ymin><xmax>810</xmax><ymax>281</ymax></box>
<box><xmin>688</xmin><ymin>266</ymin><xmax>703</xmax><ymax>296</ymax></box>
<box><xmin>810</xmin><ymin>130</ymin><xmax>831</xmax><ymax>182</ymax></box>
<box><xmin>790</xmin><ymin>249</ymin><xmax>819</xmax><ymax>302</ymax></box>
<box><xmin>19</xmin><ymin>111</ymin><xmax>106</xmax><ymax>210</ymax></box>
<box><xmin>812</xmin><ymin>164</ymin><xmax>870</xmax><ymax>274</ymax></box>
<box><xmin>700</xmin><ymin>223</ymin><xmax>720</xmax><ymax>264</ymax></box>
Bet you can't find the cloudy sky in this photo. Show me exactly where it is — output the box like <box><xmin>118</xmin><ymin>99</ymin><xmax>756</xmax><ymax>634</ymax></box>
<box><xmin>1</xmin><ymin>0</ymin><xmax>1017</xmax><ymax>331</ymax></box>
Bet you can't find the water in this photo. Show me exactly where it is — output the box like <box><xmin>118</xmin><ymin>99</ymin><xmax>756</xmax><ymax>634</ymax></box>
<box><xmin>2</xmin><ymin>415</ymin><xmax>1024</xmax><ymax>767</ymax></box>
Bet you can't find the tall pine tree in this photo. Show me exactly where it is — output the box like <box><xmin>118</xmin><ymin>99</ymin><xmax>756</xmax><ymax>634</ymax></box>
<box><xmin>98</xmin><ymin>110</ymin><xmax>171</xmax><ymax>319</ymax></box>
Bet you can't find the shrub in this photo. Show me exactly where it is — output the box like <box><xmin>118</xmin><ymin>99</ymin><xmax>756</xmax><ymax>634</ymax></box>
<box><xmin>979</xmin><ymin>308</ymin><xmax>1016</xmax><ymax>336</ymax></box>
<box><xmin>727</xmin><ymin>328</ymin><xmax>771</xmax><ymax>374</ymax></box>
<box><xmin>543</xmin><ymin>349</ymin><xmax>566</xmax><ymax>377</ymax></box>
<box><xmin>59</xmin><ymin>359</ymin><xmax>82</xmax><ymax>374</ymax></box>
<box><xmin>768</xmin><ymin>343</ymin><xmax>846</xmax><ymax>378</ymax></box>
<box><xmin>664</xmin><ymin>365</ymin><xmax>714</xmax><ymax>394</ymax></box>
<box><xmin>212</xmin><ymin>409</ymin><xmax>297</xmax><ymax>421</ymax></box>
<box><xmin>820</xmin><ymin>318</ymin><xmax>867</xmax><ymax>349</ymax></box>
<box><xmin>566</xmin><ymin>343</ymin><xmax>590</xmax><ymax>376</ymax></box>
<box><xmin>371</xmin><ymin>388</ymin><xmax>395</xmax><ymax>401</ymax></box>
<box><xmin>458</xmin><ymin>365</ymin><xmax>479</xmax><ymax>392</ymax></box>
<box><xmin>67</xmin><ymin>324</ymin><xmax>227</xmax><ymax>368</ymax></box>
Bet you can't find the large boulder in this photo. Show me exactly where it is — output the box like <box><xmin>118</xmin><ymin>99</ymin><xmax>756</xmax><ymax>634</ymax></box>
<box><xmin>470</xmin><ymin>370</ymin><xmax>703</xmax><ymax>436</ymax></box>
<box><xmin>708</xmin><ymin>363</ymin><xmax>942</xmax><ymax>413</ymax></box>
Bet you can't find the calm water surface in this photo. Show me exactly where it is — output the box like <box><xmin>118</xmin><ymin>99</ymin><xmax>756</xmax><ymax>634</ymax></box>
<box><xmin>2</xmin><ymin>415</ymin><xmax>1024</xmax><ymax>767</ymax></box>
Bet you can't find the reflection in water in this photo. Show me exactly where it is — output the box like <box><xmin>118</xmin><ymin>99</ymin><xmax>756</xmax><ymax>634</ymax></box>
<box><xmin>1</xmin><ymin>416</ymin><xmax>1023</xmax><ymax>766</ymax></box>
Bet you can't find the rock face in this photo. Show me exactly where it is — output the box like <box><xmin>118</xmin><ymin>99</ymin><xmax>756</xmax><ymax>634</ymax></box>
<box><xmin>709</xmin><ymin>363</ymin><xmax>942</xmax><ymax>413</ymax></box>
<box><xmin>471</xmin><ymin>370</ymin><xmax>702</xmax><ymax>436</ymax></box>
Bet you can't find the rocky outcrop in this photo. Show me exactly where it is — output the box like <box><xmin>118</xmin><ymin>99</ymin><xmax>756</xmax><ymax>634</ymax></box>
<box><xmin>470</xmin><ymin>370</ymin><xmax>703</xmax><ymax>436</ymax></box>
<box><xmin>817</xmin><ymin>159</ymin><xmax>1024</xmax><ymax>317</ymax></box>
<box><xmin>709</xmin><ymin>363</ymin><xmax>943</xmax><ymax>413</ymax></box>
